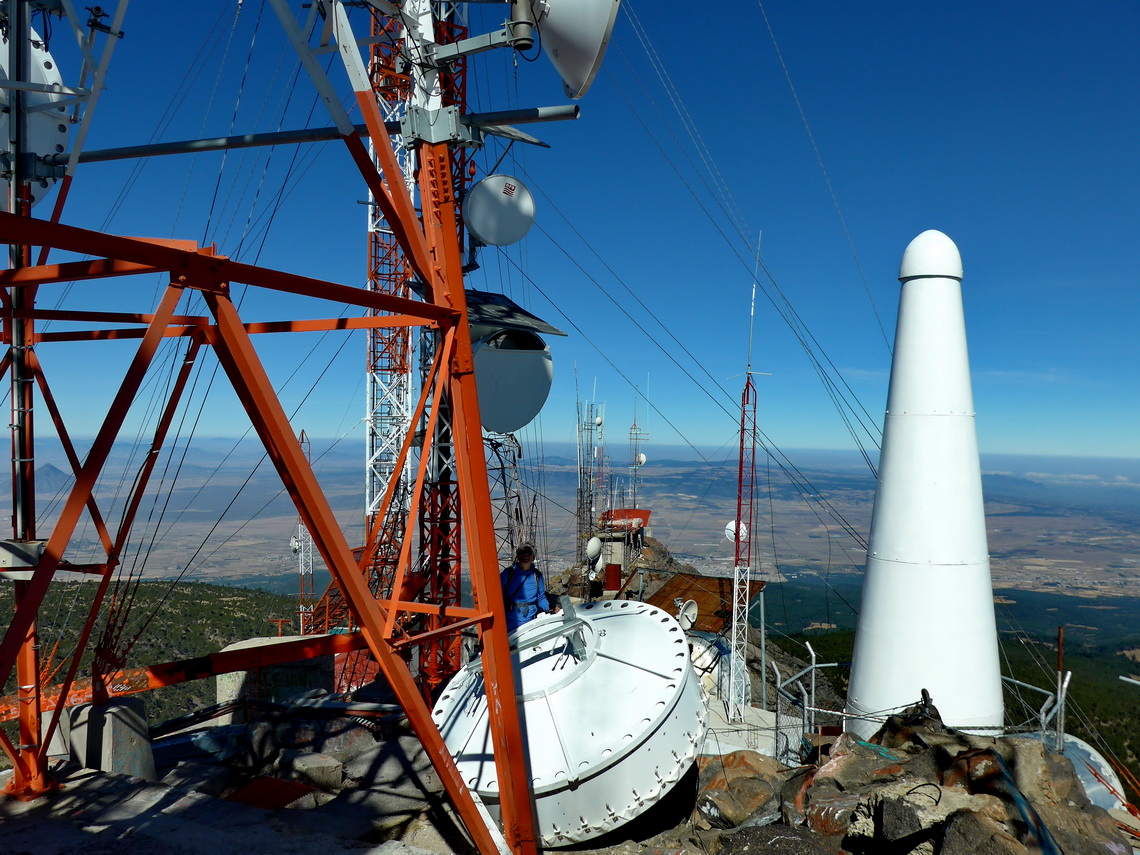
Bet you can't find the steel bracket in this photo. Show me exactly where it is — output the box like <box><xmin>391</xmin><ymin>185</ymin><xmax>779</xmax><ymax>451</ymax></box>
<box><xmin>401</xmin><ymin>105</ymin><xmax>479</xmax><ymax>147</ymax></box>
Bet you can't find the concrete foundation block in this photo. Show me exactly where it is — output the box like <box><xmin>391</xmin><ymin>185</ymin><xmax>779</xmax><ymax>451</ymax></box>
<box><xmin>69</xmin><ymin>697</ymin><xmax>157</xmax><ymax>781</ymax></box>
<box><xmin>42</xmin><ymin>708</ymin><xmax>72</xmax><ymax>761</ymax></box>
<box><xmin>215</xmin><ymin>635</ymin><xmax>335</xmax><ymax>725</ymax></box>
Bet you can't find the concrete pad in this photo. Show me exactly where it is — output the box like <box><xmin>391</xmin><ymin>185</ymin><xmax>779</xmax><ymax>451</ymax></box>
<box><xmin>0</xmin><ymin>814</ymin><xmax>109</xmax><ymax>855</ymax></box>
<box><xmin>161</xmin><ymin>760</ymin><xmax>240</xmax><ymax>797</ymax></box>
<box><xmin>344</xmin><ymin>734</ymin><xmax>440</xmax><ymax>794</ymax></box>
<box><xmin>0</xmin><ymin>766</ymin><xmax>454</xmax><ymax>855</ymax></box>
<box><xmin>280</xmin><ymin>750</ymin><xmax>345</xmax><ymax>791</ymax></box>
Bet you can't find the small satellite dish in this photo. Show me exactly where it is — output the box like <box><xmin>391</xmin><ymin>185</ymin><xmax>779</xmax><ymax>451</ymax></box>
<box><xmin>464</xmin><ymin>175</ymin><xmax>535</xmax><ymax>246</ymax></box>
<box><xmin>534</xmin><ymin>0</ymin><xmax>621</xmax><ymax>99</ymax></box>
<box><xmin>586</xmin><ymin>536</ymin><xmax>603</xmax><ymax>561</ymax></box>
<box><xmin>678</xmin><ymin>599</ymin><xmax>699</xmax><ymax>631</ymax></box>
<box><xmin>289</xmin><ymin>535</ymin><xmax>300</xmax><ymax>554</ymax></box>
<box><xmin>595</xmin><ymin>416</ymin><xmax>603</xmax><ymax>427</ymax></box>
<box><xmin>635</xmin><ymin>452</ymin><xmax>647</xmax><ymax>467</ymax></box>
<box><xmin>724</xmin><ymin>520</ymin><xmax>748</xmax><ymax>543</ymax></box>
<box><xmin>1</xmin><ymin>30</ymin><xmax>70</xmax><ymax>206</ymax></box>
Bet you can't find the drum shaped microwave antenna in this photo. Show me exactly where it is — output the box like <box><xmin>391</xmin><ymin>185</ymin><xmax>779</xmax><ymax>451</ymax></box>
<box><xmin>1</xmin><ymin>30</ymin><xmax>70</xmax><ymax>206</ymax></box>
<box><xmin>464</xmin><ymin>175</ymin><xmax>535</xmax><ymax>246</ymax></box>
<box><xmin>472</xmin><ymin>329</ymin><xmax>553</xmax><ymax>433</ymax></box>
<box><xmin>432</xmin><ymin>601</ymin><xmax>707</xmax><ymax>846</ymax></box>
<box><xmin>533</xmin><ymin>0</ymin><xmax>621</xmax><ymax>99</ymax></box>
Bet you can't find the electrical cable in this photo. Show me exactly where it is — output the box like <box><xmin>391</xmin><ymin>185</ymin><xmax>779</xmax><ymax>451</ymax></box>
<box><xmin>753</xmin><ymin>0</ymin><xmax>892</xmax><ymax>355</ymax></box>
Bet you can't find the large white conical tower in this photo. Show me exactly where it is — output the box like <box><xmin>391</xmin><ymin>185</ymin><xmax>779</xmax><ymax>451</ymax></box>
<box><xmin>845</xmin><ymin>230</ymin><xmax>1004</xmax><ymax>738</ymax></box>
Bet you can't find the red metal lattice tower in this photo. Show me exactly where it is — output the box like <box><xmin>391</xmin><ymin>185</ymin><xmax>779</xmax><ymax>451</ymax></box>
<box><xmin>418</xmin><ymin>6</ymin><xmax>469</xmax><ymax>699</ymax></box>
<box><xmin>312</xmin><ymin>11</ymin><xmax>414</xmax><ymax>636</ymax></box>
<box><xmin>0</xmin><ymin>5</ymin><xmax>538</xmax><ymax>849</ymax></box>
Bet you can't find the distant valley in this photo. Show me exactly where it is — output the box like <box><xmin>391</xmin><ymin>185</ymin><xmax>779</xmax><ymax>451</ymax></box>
<box><xmin>10</xmin><ymin>441</ymin><xmax>1140</xmax><ymax>641</ymax></box>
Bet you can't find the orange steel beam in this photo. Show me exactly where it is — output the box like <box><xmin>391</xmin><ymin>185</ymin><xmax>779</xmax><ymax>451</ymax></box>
<box><xmin>202</xmin><ymin>288</ymin><xmax>504</xmax><ymax>855</ymax></box>
<box><xmin>29</xmin><ymin>349</ymin><xmax>115</xmax><ymax>556</ymax></box>
<box><xmin>0</xmin><ymin>282</ymin><xmax>185</xmax><ymax>686</ymax></box>
<box><xmin>74</xmin><ymin>334</ymin><xmax>204</xmax><ymax>712</ymax></box>
<box><xmin>384</xmin><ymin>327</ymin><xmax>453</xmax><ymax>640</ymax></box>
<box><xmin>0</xmin><ymin>257</ymin><xmax>171</xmax><ymax>284</ymax></box>
<box><xmin>25</xmin><ymin>311</ymin><xmax>433</xmax><ymax>331</ymax></box>
<box><xmin>0</xmin><ymin>631</ymin><xmax>373</xmax><ymax>722</ymax></box>
<box><xmin>0</xmin><ymin>213</ymin><xmax>452</xmax><ymax>323</ymax></box>
<box><xmin>345</xmin><ymin>40</ymin><xmax>537</xmax><ymax>847</ymax></box>
<box><xmin>416</xmin><ymin>137</ymin><xmax>537</xmax><ymax>855</ymax></box>
<box><xmin>35</xmin><ymin>314</ymin><xmax>437</xmax><ymax>343</ymax></box>
<box><xmin>341</xmin><ymin>131</ymin><xmax>437</xmax><ymax>291</ymax></box>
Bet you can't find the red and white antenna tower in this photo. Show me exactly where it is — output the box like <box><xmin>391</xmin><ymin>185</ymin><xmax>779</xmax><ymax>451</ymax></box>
<box><xmin>730</xmin><ymin>375</ymin><xmax>757</xmax><ymax>723</ymax></box>
<box><xmin>309</xmin><ymin>2</ymin><xmax>472</xmax><ymax>703</ymax></box>
<box><xmin>730</xmin><ymin>252</ymin><xmax>762</xmax><ymax>724</ymax></box>
<box><xmin>294</xmin><ymin>431</ymin><xmax>315</xmax><ymax>635</ymax></box>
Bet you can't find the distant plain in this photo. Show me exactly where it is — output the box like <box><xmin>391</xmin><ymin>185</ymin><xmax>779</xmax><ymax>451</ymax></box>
<box><xmin>12</xmin><ymin>441</ymin><xmax>1140</xmax><ymax>652</ymax></box>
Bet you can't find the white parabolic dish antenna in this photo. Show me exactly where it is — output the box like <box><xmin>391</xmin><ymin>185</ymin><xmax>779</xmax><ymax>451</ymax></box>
<box><xmin>1</xmin><ymin>31</ymin><xmax>70</xmax><ymax>206</ymax></box>
<box><xmin>677</xmin><ymin>599</ymin><xmax>699</xmax><ymax>631</ymax></box>
<box><xmin>432</xmin><ymin>601</ymin><xmax>708</xmax><ymax>846</ymax></box>
<box><xmin>534</xmin><ymin>0</ymin><xmax>621</xmax><ymax>99</ymax></box>
<box><xmin>724</xmin><ymin>520</ymin><xmax>748</xmax><ymax>542</ymax></box>
<box><xmin>464</xmin><ymin>175</ymin><xmax>535</xmax><ymax>246</ymax></box>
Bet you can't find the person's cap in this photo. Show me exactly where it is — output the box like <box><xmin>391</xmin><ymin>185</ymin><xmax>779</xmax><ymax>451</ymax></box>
<box><xmin>516</xmin><ymin>544</ymin><xmax>535</xmax><ymax>557</ymax></box>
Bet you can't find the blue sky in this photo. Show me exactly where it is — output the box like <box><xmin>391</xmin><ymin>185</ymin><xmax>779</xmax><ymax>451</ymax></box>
<box><xmin>26</xmin><ymin>0</ymin><xmax>1140</xmax><ymax>472</ymax></box>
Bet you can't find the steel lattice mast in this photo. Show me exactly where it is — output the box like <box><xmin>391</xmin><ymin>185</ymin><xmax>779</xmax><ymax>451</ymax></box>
<box><xmin>730</xmin><ymin>375</ymin><xmax>757</xmax><ymax>723</ymax></box>
<box><xmin>308</xmin><ymin>3</ymin><xmax>421</xmax><ymax>635</ymax></box>
<box><xmin>364</xmin><ymin>6</ymin><xmax>419</xmax><ymax>540</ymax></box>
<box><xmin>575</xmin><ymin>399</ymin><xmax>597</xmax><ymax>565</ymax></box>
<box><xmin>628</xmin><ymin>412</ymin><xmax>648</xmax><ymax>509</ymax></box>
<box><xmin>294</xmin><ymin>432</ymin><xmax>315</xmax><ymax>635</ymax></box>
<box><xmin>312</xmin><ymin>3</ymin><xmax>471</xmax><ymax>685</ymax></box>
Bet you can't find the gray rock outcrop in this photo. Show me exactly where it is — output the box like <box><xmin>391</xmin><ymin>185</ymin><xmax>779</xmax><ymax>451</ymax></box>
<box><xmin>685</xmin><ymin>703</ymin><xmax>1133</xmax><ymax>855</ymax></box>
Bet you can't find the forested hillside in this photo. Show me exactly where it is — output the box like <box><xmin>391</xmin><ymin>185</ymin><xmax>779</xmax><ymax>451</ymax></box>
<box><xmin>1</xmin><ymin>580</ymin><xmax>298</xmax><ymax>749</ymax></box>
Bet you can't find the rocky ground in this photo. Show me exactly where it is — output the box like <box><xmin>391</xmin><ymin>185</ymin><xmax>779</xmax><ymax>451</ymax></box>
<box><xmin>2</xmin><ymin>618</ymin><xmax>1137</xmax><ymax>855</ymax></box>
<box><xmin>6</xmin><ymin>694</ymin><xmax>1138</xmax><ymax>855</ymax></box>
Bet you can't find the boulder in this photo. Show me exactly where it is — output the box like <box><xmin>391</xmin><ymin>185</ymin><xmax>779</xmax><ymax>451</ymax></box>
<box><xmin>842</xmin><ymin>780</ymin><xmax>1010</xmax><ymax>852</ymax></box>
<box><xmin>812</xmin><ymin>733</ymin><xmax>907</xmax><ymax>792</ymax></box>
<box><xmin>697</xmin><ymin>789</ymin><xmax>749</xmax><ymax>829</ymax></box>
<box><xmin>803</xmin><ymin>787</ymin><xmax>862</xmax><ymax>841</ymax></box>
<box><xmin>1034</xmin><ymin>801</ymin><xmax>1133</xmax><ymax>855</ymax></box>
<box><xmin>941</xmin><ymin>811</ymin><xmax>1029</xmax><ymax>855</ymax></box>
<box><xmin>278</xmin><ymin>750</ymin><xmax>345</xmax><ymax>792</ymax></box>
<box><xmin>780</xmin><ymin>766</ymin><xmax>815</xmax><ymax>826</ymax></box>
<box><xmin>699</xmin><ymin>750</ymin><xmax>788</xmax><ymax>792</ymax></box>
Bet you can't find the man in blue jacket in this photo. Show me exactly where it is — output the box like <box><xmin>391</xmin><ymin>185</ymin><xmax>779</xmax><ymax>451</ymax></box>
<box><xmin>500</xmin><ymin>543</ymin><xmax>551</xmax><ymax>632</ymax></box>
